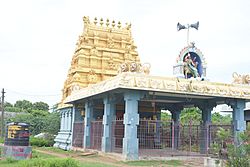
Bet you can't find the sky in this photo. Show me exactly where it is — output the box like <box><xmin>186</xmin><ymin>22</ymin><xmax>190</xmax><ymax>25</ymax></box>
<box><xmin>0</xmin><ymin>0</ymin><xmax>250</xmax><ymax>108</ymax></box>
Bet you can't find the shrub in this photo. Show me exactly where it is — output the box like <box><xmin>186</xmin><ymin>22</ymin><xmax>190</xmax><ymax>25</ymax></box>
<box><xmin>30</xmin><ymin>136</ymin><xmax>54</xmax><ymax>147</ymax></box>
<box><xmin>0</xmin><ymin>137</ymin><xmax>4</xmax><ymax>144</ymax></box>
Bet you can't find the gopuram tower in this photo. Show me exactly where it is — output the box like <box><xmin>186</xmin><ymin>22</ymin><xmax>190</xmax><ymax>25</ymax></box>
<box><xmin>60</xmin><ymin>16</ymin><xmax>140</xmax><ymax>106</ymax></box>
<box><xmin>54</xmin><ymin>16</ymin><xmax>141</xmax><ymax>149</ymax></box>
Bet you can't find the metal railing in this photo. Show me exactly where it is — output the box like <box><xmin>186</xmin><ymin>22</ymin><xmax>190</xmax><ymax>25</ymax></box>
<box><xmin>90</xmin><ymin>121</ymin><xmax>103</xmax><ymax>150</ymax></box>
<box><xmin>71</xmin><ymin>119</ymin><xmax>233</xmax><ymax>156</ymax></box>
<box><xmin>72</xmin><ymin>122</ymin><xmax>84</xmax><ymax>147</ymax></box>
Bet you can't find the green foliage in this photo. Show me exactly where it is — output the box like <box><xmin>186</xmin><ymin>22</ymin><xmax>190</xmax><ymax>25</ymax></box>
<box><xmin>4</xmin><ymin>106</ymin><xmax>22</xmax><ymax>112</ymax></box>
<box><xmin>43</xmin><ymin>112</ymin><xmax>60</xmax><ymax>135</ymax></box>
<box><xmin>14</xmin><ymin>100</ymin><xmax>33</xmax><ymax>112</ymax></box>
<box><xmin>33</xmin><ymin>102</ymin><xmax>49</xmax><ymax>111</ymax></box>
<box><xmin>124</xmin><ymin>160</ymin><xmax>182</xmax><ymax>166</ymax></box>
<box><xmin>38</xmin><ymin>147</ymin><xmax>75</xmax><ymax>154</ymax></box>
<box><xmin>212</xmin><ymin>112</ymin><xmax>232</xmax><ymax>124</ymax></box>
<box><xmin>7</xmin><ymin>111</ymin><xmax>60</xmax><ymax>135</ymax></box>
<box><xmin>4</xmin><ymin>102</ymin><xmax>13</xmax><ymax>108</ymax></box>
<box><xmin>216</xmin><ymin>127</ymin><xmax>231</xmax><ymax>142</ymax></box>
<box><xmin>5</xmin><ymin>157</ymin><xmax>18</xmax><ymax>163</ymax></box>
<box><xmin>18</xmin><ymin>158</ymin><xmax>80</xmax><ymax>167</ymax></box>
<box><xmin>179</xmin><ymin>108</ymin><xmax>232</xmax><ymax>125</ymax></box>
<box><xmin>6</xmin><ymin>100</ymin><xmax>50</xmax><ymax>114</ymax></box>
<box><xmin>227</xmin><ymin>144</ymin><xmax>250</xmax><ymax>167</ymax></box>
<box><xmin>30</xmin><ymin>136</ymin><xmax>54</xmax><ymax>147</ymax></box>
<box><xmin>180</xmin><ymin>107</ymin><xmax>201</xmax><ymax>124</ymax></box>
<box><xmin>212</xmin><ymin>125</ymin><xmax>250</xmax><ymax>167</ymax></box>
<box><xmin>31</xmin><ymin>109</ymin><xmax>49</xmax><ymax>116</ymax></box>
<box><xmin>32</xmin><ymin>150</ymin><xmax>56</xmax><ymax>158</ymax></box>
<box><xmin>161</xmin><ymin>112</ymin><xmax>171</xmax><ymax>121</ymax></box>
<box><xmin>0</xmin><ymin>137</ymin><xmax>4</xmax><ymax>143</ymax></box>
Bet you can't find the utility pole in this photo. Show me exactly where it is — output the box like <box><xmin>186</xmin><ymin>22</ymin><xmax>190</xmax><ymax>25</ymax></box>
<box><xmin>1</xmin><ymin>88</ymin><xmax>5</xmax><ymax>138</ymax></box>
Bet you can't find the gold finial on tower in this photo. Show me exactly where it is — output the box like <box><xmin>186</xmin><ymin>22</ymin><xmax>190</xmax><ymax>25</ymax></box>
<box><xmin>112</xmin><ymin>20</ymin><xmax>115</xmax><ymax>28</ymax></box>
<box><xmin>100</xmin><ymin>18</ymin><xmax>104</xmax><ymax>26</ymax></box>
<box><xmin>83</xmin><ymin>16</ymin><xmax>90</xmax><ymax>25</ymax></box>
<box><xmin>125</xmin><ymin>22</ymin><xmax>131</xmax><ymax>30</ymax></box>
<box><xmin>117</xmin><ymin>21</ymin><xmax>121</xmax><ymax>28</ymax></box>
<box><xmin>106</xmin><ymin>19</ymin><xmax>110</xmax><ymax>27</ymax></box>
<box><xmin>94</xmin><ymin>17</ymin><xmax>98</xmax><ymax>25</ymax></box>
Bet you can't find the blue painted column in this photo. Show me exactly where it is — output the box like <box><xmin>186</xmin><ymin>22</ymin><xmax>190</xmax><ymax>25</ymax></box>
<box><xmin>65</xmin><ymin>111</ymin><xmax>69</xmax><ymax>131</ymax></box>
<box><xmin>123</xmin><ymin>91</ymin><xmax>141</xmax><ymax>160</ymax></box>
<box><xmin>102</xmin><ymin>96</ymin><xmax>116</xmax><ymax>152</ymax></box>
<box><xmin>84</xmin><ymin>101</ymin><xmax>94</xmax><ymax>148</ymax></box>
<box><xmin>199</xmin><ymin>103</ymin><xmax>213</xmax><ymax>154</ymax></box>
<box><xmin>70</xmin><ymin>105</ymin><xmax>76</xmax><ymax>148</ymax></box>
<box><xmin>171</xmin><ymin>110</ymin><xmax>181</xmax><ymax>149</ymax></box>
<box><xmin>63</xmin><ymin>111</ymin><xmax>67</xmax><ymax>131</ymax></box>
<box><xmin>231</xmin><ymin>100</ymin><xmax>246</xmax><ymax>144</ymax></box>
<box><xmin>60</xmin><ymin>112</ymin><xmax>63</xmax><ymax>131</ymax></box>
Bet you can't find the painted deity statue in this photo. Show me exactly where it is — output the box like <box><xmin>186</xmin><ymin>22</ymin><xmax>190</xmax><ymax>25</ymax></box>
<box><xmin>183</xmin><ymin>53</ymin><xmax>199</xmax><ymax>78</ymax></box>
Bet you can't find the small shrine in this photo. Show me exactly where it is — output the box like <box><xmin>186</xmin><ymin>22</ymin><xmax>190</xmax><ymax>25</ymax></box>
<box><xmin>173</xmin><ymin>42</ymin><xmax>207</xmax><ymax>79</ymax></box>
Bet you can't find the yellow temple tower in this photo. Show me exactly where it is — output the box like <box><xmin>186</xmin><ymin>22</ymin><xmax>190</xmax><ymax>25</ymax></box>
<box><xmin>60</xmin><ymin>16</ymin><xmax>141</xmax><ymax>106</ymax></box>
<box><xmin>54</xmin><ymin>16</ymin><xmax>141</xmax><ymax>149</ymax></box>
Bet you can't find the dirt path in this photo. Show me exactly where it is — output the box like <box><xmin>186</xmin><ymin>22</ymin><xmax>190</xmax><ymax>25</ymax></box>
<box><xmin>34</xmin><ymin>148</ymin><xmax>205</xmax><ymax>167</ymax></box>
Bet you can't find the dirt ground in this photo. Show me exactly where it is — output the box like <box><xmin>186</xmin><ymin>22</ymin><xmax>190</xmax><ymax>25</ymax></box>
<box><xmin>34</xmin><ymin>148</ymin><xmax>206</xmax><ymax>167</ymax></box>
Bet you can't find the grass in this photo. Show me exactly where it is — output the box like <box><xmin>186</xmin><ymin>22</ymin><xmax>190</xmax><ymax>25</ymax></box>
<box><xmin>36</xmin><ymin>146</ymin><xmax>75</xmax><ymax>154</ymax></box>
<box><xmin>32</xmin><ymin>149</ymin><xmax>57</xmax><ymax>158</ymax></box>
<box><xmin>0</xmin><ymin>158</ymin><xmax>116</xmax><ymax>167</ymax></box>
<box><xmin>0</xmin><ymin>146</ymin><xmax>184</xmax><ymax>167</ymax></box>
<box><xmin>0</xmin><ymin>149</ymin><xmax>115</xmax><ymax>167</ymax></box>
<box><xmin>123</xmin><ymin>160</ymin><xmax>183</xmax><ymax>166</ymax></box>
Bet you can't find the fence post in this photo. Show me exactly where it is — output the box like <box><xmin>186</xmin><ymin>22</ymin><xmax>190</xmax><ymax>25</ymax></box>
<box><xmin>189</xmin><ymin>120</ymin><xmax>192</xmax><ymax>153</ymax></box>
<box><xmin>172</xmin><ymin>120</ymin><xmax>174</xmax><ymax>150</ymax></box>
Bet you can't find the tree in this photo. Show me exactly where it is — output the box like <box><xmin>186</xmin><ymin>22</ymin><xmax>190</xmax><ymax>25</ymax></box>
<box><xmin>4</xmin><ymin>102</ymin><xmax>13</xmax><ymax>108</ymax></box>
<box><xmin>212</xmin><ymin>112</ymin><xmax>232</xmax><ymax>124</ymax></box>
<box><xmin>161</xmin><ymin>111</ymin><xmax>171</xmax><ymax>121</ymax></box>
<box><xmin>7</xmin><ymin>111</ymin><xmax>60</xmax><ymax>136</ymax></box>
<box><xmin>33</xmin><ymin>102</ymin><xmax>49</xmax><ymax>111</ymax></box>
<box><xmin>44</xmin><ymin>112</ymin><xmax>60</xmax><ymax>135</ymax></box>
<box><xmin>14</xmin><ymin>100</ymin><xmax>33</xmax><ymax>112</ymax></box>
<box><xmin>180</xmin><ymin>107</ymin><xmax>201</xmax><ymax>124</ymax></box>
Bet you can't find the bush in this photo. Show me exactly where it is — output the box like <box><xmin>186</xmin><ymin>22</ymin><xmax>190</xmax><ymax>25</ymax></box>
<box><xmin>0</xmin><ymin>137</ymin><xmax>4</xmax><ymax>144</ymax></box>
<box><xmin>30</xmin><ymin>136</ymin><xmax>54</xmax><ymax>147</ymax></box>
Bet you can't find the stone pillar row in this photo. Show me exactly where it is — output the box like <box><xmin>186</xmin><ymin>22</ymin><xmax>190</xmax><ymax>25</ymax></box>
<box><xmin>60</xmin><ymin>109</ymin><xmax>73</xmax><ymax>132</ymax></box>
<box><xmin>81</xmin><ymin>91</ymin><xmax>141</xmax><ymax>160</ymax></box>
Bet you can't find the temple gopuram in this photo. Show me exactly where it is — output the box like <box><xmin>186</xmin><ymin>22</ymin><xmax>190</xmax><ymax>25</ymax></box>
<box><xmin>54</xmin><ymin>16</ymin><xmax>141</xmax><ymax>149</ymax></box>
<box><xmin>54</xmin><ymin>16</ymin><xmax>250</xmax><ymax>160</ymax></box>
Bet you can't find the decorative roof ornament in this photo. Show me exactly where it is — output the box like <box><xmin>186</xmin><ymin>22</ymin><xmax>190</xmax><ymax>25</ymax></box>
<box><xmin>118</xmin><ymin>62</ymin><xmax>151</xmax><ymax>75</ymax></box>
<box><xmin>174</xmin><ymin>21</ymin><xmax>205</xmax><ymax>80</ymax></box>
<box><xmin>232</xmin><ymin>72</ymin><xmax>250</xmax><ymax>85</ymax></box>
